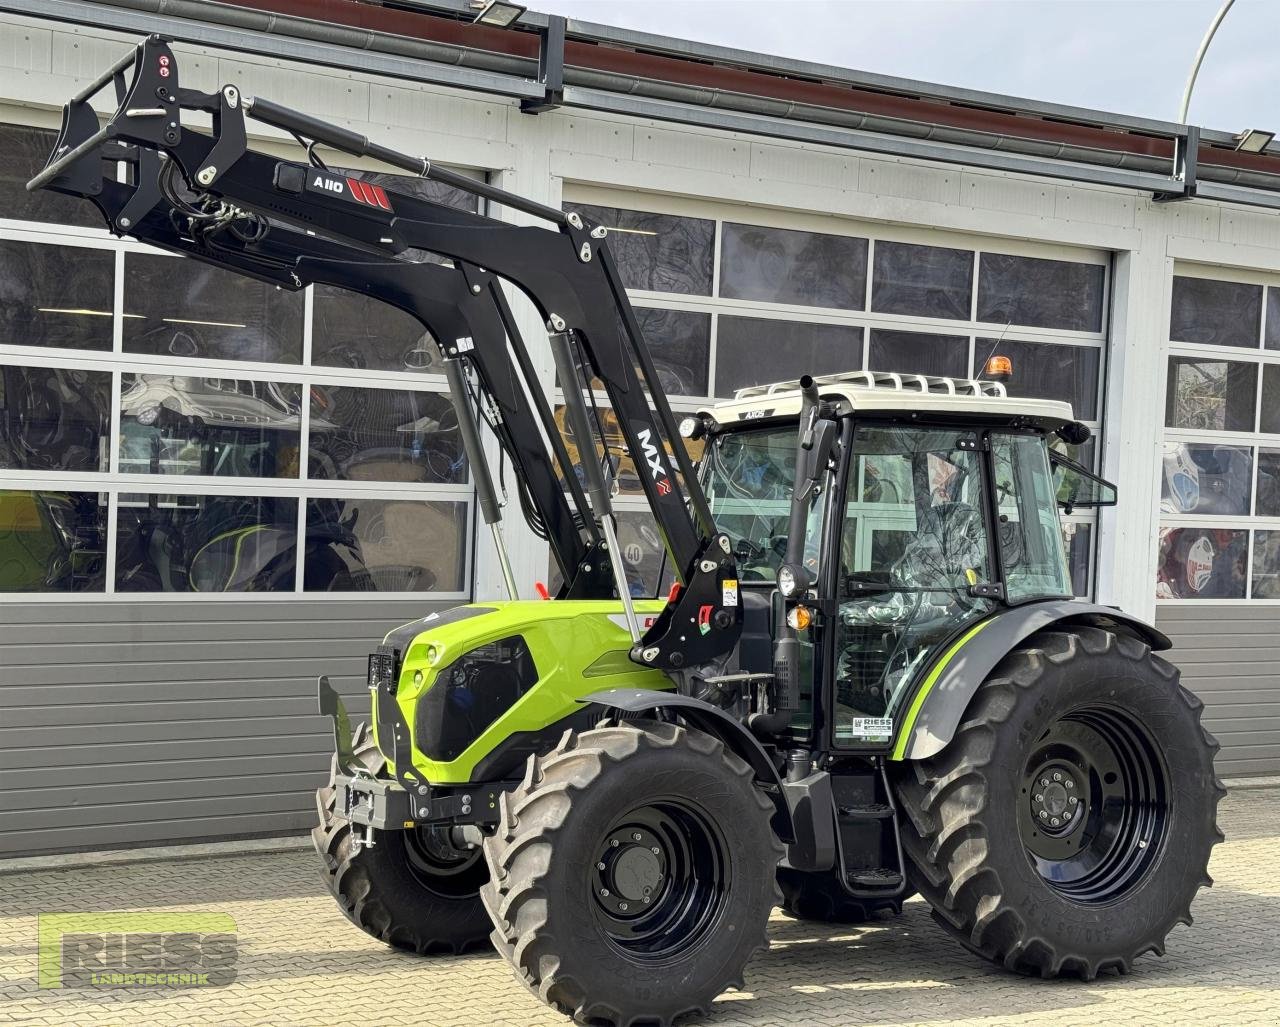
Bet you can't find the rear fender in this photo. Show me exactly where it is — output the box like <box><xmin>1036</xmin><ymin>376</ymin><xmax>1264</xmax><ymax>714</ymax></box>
<box><xmin>892</xmin><ymin>601</ymin><xmax>1171</xmax><ymax>762</ymax></box>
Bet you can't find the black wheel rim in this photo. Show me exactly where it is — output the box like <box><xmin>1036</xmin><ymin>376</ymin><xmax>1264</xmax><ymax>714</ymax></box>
<box><xmin>403</xmin><ymin>825</ymin><xmax>486</xmax><ymax>898</ymax></box>
<box><xmin>1017</xmin><ymin>703</ymin><xmax>1169</xmax><ymax>905</ymax></box>
<box><xmin>589</xmin><ymin>800</ymin><xmax>730</xmax><ymax>961</ymax></box>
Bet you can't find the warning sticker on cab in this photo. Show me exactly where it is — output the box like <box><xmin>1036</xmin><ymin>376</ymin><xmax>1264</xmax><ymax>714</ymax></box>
<box><xmin>845</xmin><ymin>717</ymin><xmax>893</xmax><ymax>738</ymax></box>
<box><xmin>721</xmin><ymin>579</ymin><xmax>739</xmax><ymax>607</ymax></box>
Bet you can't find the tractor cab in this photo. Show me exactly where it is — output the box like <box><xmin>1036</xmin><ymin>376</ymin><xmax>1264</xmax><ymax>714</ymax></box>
<box><xmin>693</xmin><ymin>370</ymin><xmax>1117</xmax><ymax>752</ymax></box>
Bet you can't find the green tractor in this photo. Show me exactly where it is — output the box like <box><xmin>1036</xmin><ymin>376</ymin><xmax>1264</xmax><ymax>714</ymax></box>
<box><xmin>34</xmin><ymin>36</ymin><xmax>1223</xmax><ymax>1027</ymax></box>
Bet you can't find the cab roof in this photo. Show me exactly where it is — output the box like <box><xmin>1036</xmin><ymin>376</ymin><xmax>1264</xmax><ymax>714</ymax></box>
<box><xmin>702</xmin><ymin>370</ymin><xmax>1077</xmax><ymax>431</ymax></box>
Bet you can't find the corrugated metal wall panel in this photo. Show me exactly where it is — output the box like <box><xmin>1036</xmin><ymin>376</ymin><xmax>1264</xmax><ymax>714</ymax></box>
<box><xmin>1156</xmin><ymin>605</ymin><xmax>1280</xmax><ymax>777</ymax></box>
<box><xmin>0</xmin><ymin>599</ymin><xmax>447</xmax><ymax>856</ymax></box>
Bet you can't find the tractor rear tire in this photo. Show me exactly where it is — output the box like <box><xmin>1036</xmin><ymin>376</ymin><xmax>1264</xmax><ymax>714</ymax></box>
<box><xmin>312</xmin><ymin>723</ymin><xmax>492</xmax><ymax>955</ymax></box>
<box><xmin>892</xmin><ymin>626</ymin><xmax>1224</xmax><ymax>979</ymax></box>
<box><xmin>480</xmin><ymin>721</ymin><xmax>782</xmax><ymax>1027</ymax></box>
<box><xmin>777</xmin><ymin>866</ymin><xmax>907</xmax><ymax>923</ymax></box>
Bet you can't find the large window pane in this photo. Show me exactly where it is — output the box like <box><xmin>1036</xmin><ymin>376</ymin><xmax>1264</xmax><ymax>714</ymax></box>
<box><xmin>1156</xmin><ymin>526</ymin><xmax>1247</xmax><ymax>599</ymax></box>
<box><xmin>978</xmin><ymin>338</ymin><xmax>1100</xmax><ymax>418</ymax></box>
<box><xmin>119</xmin><ymin>375</ymin><xmax>301</xmax><ymax>478</ymax></box>
<box><xmin>304</xmin><ymin>496</ymin><xmax>466</xmax><ymax>592</ymax></box>
<box><xmin>309</xmin><ymin>386</ymin><xmax>464</xmax><ymax>484</ymax></box>
<box><xmin>636</xmin><ymin>307</ymin><xmax>710</xmax><ymax>397</ymax></box>
<box><xmin>871</xmin><ymin>240</ymin><xmax>973</xmax><ymax>319</ymax></box>
<box><xmin>715</xmin><ymin>317</ymin><xmax>863</xmax><ymax>395</ymax></box>
<box><xmin>720</xmin><ymin>223</ymin><xmax>867</xmax><ymax>309</ymax></box>
<box><xmin>123</xmin><ymin>254</ymin><xmax>303</xmax><ymax>364</ymax></box>
<box><xmin>868</xmin><ymin>329</ymin><xmax>968</xmax><ymax>378</ymax></box>
<box><xmin>1160</xmin><ymin>443</ymin><xmax>1252</xmax><ymax>515</ymax></box>
<box><xmin>1164</xmin><ymin>358</ymin><xmax>1257</xmax><ymax>431</ymax></box>
<box><xmin>1256</xmin><ymin>449</ymin><xmax>1280</xmax><ymax>517</ymax></box>
<box><xmin>0</xmin><ymin>489</ymin><xmax>106</xmax><ymax>592</ymax></box>
<box><xmin>0</xmin><ymin>240</ymin><xmax>113</xmax><ymax>351</ymax></box>
<box><xmin>116</xmin><ymin>494</ymin><xmax>297</xmax><ymax>592</ymax></box>
<box><xmin>1171</xmin><ymin>275</ymin><xmax>1261</xmax><ymax>348</ymax></box>
<box><xmin>977</xmin><ymin>253</ymin><xmax>1104</xmax><ymax>332</ymax></box>
<box><xmin>575</xmin><ymin>204</ymin><xmax>713</xmax><ymax>295</ymax></box>
<box><xmin>1261</xmin><ymin>365</ymin><xmax>1280</xmax><ymax>435</ymax></box>
<box><xmin>1252</xmin><ymin>530</ymin><xmax>1280</xmax><ymax>598</ymax></box>
<box><xmin>0</xmin><ymin>123</ymin><xmax>105</xmax><ymax>228</ymax></box>
<box><xmin>0</xmin><ymin>365</ymin><xmax>110</xmax><ymax>472</ymax></box>
<box><xmin>312</xmin><ymin>287</ymin><xmax>440</xmax><ymax>374</ymax></box>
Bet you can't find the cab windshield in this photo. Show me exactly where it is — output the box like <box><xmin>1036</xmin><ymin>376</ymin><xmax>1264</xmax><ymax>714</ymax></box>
<box><xmin>703</xmin><ymin>425</ymin><xmax>823</xmax><ymax>582</ymax></box>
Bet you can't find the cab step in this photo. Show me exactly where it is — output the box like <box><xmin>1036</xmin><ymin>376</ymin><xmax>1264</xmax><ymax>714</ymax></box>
<box><xmin>838</xmin><ymin>802</ymin><xmax>893</xmax><ymax>820</ymax></box>
<box><xmin>846</xmin><ymin>867</ymin><xmax>904</xmax><ymax>890</ymax></box>
<box><xmin>829</xmin><ymin>760</ymin><xmax>907</xmax><ymax>900</ymax></box>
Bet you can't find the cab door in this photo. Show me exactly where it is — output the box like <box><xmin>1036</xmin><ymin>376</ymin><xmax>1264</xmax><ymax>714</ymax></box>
<box><xmin>825</xmin><ymin>422</ymin><xmax>999</xmax><ymax>750</ymax></box>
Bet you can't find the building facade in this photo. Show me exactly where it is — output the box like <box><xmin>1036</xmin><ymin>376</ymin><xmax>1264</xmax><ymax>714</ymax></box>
<box><xmin>1</xmin><ymin>0</ymin><xmax>1278</xmax><ymax>856</ymax></box>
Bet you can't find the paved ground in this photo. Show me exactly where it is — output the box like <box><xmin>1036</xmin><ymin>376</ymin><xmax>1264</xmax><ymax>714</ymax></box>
<box><xmin>1</xmin><ymin>789</ymin><xmax>1277</xmax><ymax>1027</ymax></box>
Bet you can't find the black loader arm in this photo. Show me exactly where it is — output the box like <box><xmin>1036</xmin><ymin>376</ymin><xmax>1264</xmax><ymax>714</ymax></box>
<box><xmin>30</xmin><ymin>34</ymin><xmax>741</xmax><ymax>674</ymax></box>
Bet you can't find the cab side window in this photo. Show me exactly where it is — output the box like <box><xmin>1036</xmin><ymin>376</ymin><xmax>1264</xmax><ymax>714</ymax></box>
<box><xmin>992</xmin><ymin>433</ymin><xmax>1072</xmax><ymax>602</ymax></box>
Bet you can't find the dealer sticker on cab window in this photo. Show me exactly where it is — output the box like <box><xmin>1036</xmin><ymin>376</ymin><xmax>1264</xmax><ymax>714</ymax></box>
<box><xmin>721</xmin><ymin>579</ymin><xmax>739</xmax><ymax>607</ymax></box>
<box><xmin>845</xmin><ymin>717</ymin><xmax>893</xmax><ymax>739</ymax></box>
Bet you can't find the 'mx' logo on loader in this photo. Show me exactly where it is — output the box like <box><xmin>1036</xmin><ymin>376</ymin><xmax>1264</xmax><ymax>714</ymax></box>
<box><xmin>635</xmin><ymin>426</ymin><xmax>672</xmax><ymax>496</ymax></box>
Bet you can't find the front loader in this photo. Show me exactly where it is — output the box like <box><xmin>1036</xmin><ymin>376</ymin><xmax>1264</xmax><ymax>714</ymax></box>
<box><xmin>32</xmin><ymin>36</ymin><xmax>1225</xmax><ymax>1026</ymax></box>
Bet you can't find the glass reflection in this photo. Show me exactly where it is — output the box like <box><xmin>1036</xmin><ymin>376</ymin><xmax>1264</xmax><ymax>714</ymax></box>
<box><xmin>120</xmin><ymin>375</ymin><xmax>302</xmax><ymax>478</ymax></box>
<box><xmin>720</xmin><ymin>223</ymin><xmax>867</xmax><ymax>309</ymax></box>
<box><xmin>1161</xmin><ymin>443</ymin><xmax>1253</xmax><ymax>516</ymax></box>
<box><xmin>0</xmin><ymin>240</ymin><xmax>114</xmax><ymax>351</ymax></box>
<box><xmin>123</xmin><ymin>254</ymin><xmax>303</xmax><ymax>364</ymax></box>
<box><xmin>304</xmin><ymin>497</ymin><xmax>466</xmax><ymax>592</ymax></box>
<box><xmin>0</xmin><ymin>489</ymin><xmax>106</xmax><ymax>592</ymax></box>
<box><xmin>308</xmin><ymin>386</ymin><xmax>465</xmax><ymax>484</ymax></box>
<box><xmin>1</xmin><ymin>365</ymin><xmax>111</xmax><ymax>472</ymax></box>
<box><xmin>115</xmin><ymin>494</ymin><xmax>298</xmax><ymax>592</ymax></box>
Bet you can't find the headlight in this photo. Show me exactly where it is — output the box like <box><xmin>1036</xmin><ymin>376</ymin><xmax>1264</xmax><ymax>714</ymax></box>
<box><xmin>778</xmin><ymin>563</ymin><xmax>807</xmax><ymax>598</ymax></box>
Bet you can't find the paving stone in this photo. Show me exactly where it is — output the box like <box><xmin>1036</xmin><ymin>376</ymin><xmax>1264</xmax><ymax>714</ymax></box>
<box><xmin>0</xmin><ymin>789</ymin><xmax>1271</xmax><ymax>1026</ymax></box>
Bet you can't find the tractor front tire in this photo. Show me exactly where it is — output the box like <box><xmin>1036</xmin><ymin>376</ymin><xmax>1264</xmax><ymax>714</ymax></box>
<box><xmin>480</xmin><ymin>721</ymin><xmax>782</xmax><ymax>1027</ymax></box>
<box><xmin>777</xmin><ymin>866</ymin><xmax>906</xmax><ymax>923</ymax></box>
<box><xmin>312</xmin><ymin>724</ymin><xmax>492</xmax><ymax>955</ymax></box>
<box><xmin>893</xmin><ymin>626</ymin><xmax>1225</xmax><ymax>979</ymax></box>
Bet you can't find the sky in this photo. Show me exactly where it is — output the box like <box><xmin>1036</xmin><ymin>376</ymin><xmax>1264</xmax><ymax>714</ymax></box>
<box><xmin>533</xmin><ymin>0</ymin><xmax>1280</xmax><ymax>133</ymax></box>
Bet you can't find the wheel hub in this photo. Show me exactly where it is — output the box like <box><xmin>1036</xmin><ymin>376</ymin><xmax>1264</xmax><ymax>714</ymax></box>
<box><xmin>593</xmin><ymin>826</ymin><xmax>667</xmax><ymax>916</ymax></box>
<box><xmin>1028</xmin><ymin>762</ymin><xmax>1085</xmax><ymax>832</ymax></box>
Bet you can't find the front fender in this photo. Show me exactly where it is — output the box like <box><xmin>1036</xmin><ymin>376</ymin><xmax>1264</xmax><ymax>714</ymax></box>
<box><xmin>580</xmin><ymin>689</ymin><xmax>796</xmax><ymax>844</ymax></box>
<box><xmin>892</xmin><ymin>601</ymin><xmax>1171</xmax><ymax>762</ymax></box>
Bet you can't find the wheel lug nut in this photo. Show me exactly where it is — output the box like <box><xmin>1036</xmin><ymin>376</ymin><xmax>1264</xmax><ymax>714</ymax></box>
<box><xmin>1034</xmin><ymin>794</ymin><xmax>1043</xmax><ymax>803</ymax></box>
<box><xmin>1052</xmin><ymin>772</ymin><xmax>1062</xmax><ymax>782</ymax></box>
<box><xmin>651</xmin><ymin>846</ymin><xmax>660</xmax><ymax>855</ymax></box>
<box><xmin>1050</xmin><ymin>817</ymin><xmax>1060</xmax><ymax>827</ymax></box>
<box><xmin>600</xmin><ymin>888</ymin><xmax>610</xmax><ymax>897</ymax></box>
<box><xmin>1068</xmin><ymin>796</ymin><xmax>1078</xmax><ymax>805</ymax></box>
<box><xmin>1065</xmin><ymin>780</ymin><xmax>1074</xmax><ymax>789</ymax></box>
<box><xmin>1039</xmin><ymin>811</ymin><xmax>1049</xmax><ymax>820</ymax></box>
<box><xmin>1041</xmin><ymin>778</ymin><xmax>1049</xmax><ymax>787</ymax></box>
<box><xmin>619</xmin><ymin>903</ymin><xmax>628</xmax><ymax>911</ymax></box>
<box><xmin>632</xmin><ymin>832</ymin><xmax>642</xmax><ymax>842</ymax></box>
<box><xmin>643</xmin><ymin>896</ymin><xmax>651</xmax><ymax>904</ymax></box>
<box><xmin>610</xmin><ymin>839</ymin><xmax>620</xmax><ymax>847</ymax></box>
<box><xmin>596</xmin><ymin>861</ymin><xmax>606</xmax><ymax>870</ymax></box>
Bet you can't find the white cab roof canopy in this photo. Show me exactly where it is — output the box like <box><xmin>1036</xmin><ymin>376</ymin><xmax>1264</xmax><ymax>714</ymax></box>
<box><xmin>703</xmin><ymin>370</ymin><xmax>1076</xmax><ymax>426</ymax></box>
